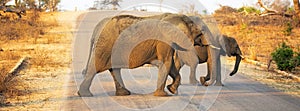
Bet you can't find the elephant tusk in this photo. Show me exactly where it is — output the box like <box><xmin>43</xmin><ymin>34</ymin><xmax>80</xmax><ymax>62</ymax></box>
<box><xmin>240</xmin><ymin>55</ymin><xmax>245</xmax><ymax>60</ymax></box>
<box><xmin>208</xmin><ymin>45</ymin><xmax>221</xmax><ymax>50</ymax></box>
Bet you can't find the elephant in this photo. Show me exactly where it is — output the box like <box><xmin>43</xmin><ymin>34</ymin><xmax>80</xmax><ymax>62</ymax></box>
<box><xmin>174</xmin><ymin>34</ymin><xmax>242</xmax><ymax>85</ymax></box>
<box><xmin>172</xmin><ymin>15</ymin><xmax>243</xmax><ymax>86</ymax></box>
<box><xmin>78</xmin><ymin>13</ymin><xmax>202</xmax><ymax>97</ymax></box>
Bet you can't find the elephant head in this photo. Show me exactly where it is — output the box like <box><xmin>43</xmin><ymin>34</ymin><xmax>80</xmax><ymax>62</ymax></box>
<box><xmin>222</xmin><ymin>35</ymin><xmax>243</xmax><ymax>76</ymax></box>
<box><xmin>179</xmin><ymin>15</ymin><xmax>243</xmax><ymax>86</ymax></box>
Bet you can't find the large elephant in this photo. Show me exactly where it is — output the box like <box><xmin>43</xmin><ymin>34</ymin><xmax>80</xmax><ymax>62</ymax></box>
<box><xmin>174</xmin><ymin>35</ymin><xmax>242</xmax><ymax>85</ymax></box>
<box><xmin>78</xmin><ymin>13</ymin><xmax>202</xmax><ymax>97</ymax></box>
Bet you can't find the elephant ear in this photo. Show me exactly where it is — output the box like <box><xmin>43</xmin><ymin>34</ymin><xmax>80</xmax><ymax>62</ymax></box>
<box><xmin>223</xmin><ymin>35</ymin><xmax>242</xmax><ymax>57</ymax></box>
<box><xmin>223</xmin><ymin>35</ymin><xmax>233</xmax><ymax>57</ymax></box>
<box><xmin>187</xmin><ymin>16</ymin><xmax>209</xmax><ymax>46</ymax></box>
<box><xmin>188</xmin><ymin>15</ymin><xmax>227</xmax><ymax>52</ymax></box>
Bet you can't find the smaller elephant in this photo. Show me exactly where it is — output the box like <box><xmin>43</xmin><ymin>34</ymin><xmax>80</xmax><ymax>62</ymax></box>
<box><xmin>174</xmin><ymin>35</ymin><xmax>243</xmax><ymax>85</ymax></box>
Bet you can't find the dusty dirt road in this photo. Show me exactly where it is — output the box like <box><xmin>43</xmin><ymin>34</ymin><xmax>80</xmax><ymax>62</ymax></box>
<box><xmin>59</xmin><ymin>11</ymin><xmax>300</xmax><ymax>111</ymax></box>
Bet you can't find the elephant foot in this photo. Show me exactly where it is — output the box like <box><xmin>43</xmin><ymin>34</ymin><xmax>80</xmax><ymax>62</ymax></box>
<box><xmin>214</xmin><ymin>82</ymin><xmax>224</xmax><ymax>86</ymax></box>
<box><xmin>153</xmin><ymin>89</ymin><xmax>168</xmax><ymax>96</ymax></box>
<box><xmin>77</xmin><ymin>90</ymin><xmax>93</xmax><ymax>97</ymax></box>
<box><xmin>203</xmin><ymin>82</ymin><xmax>210</xmax><ymax>86</ymax></box>
<box><xmin>200</xmin><ymin>77</ymin><xmax>206</xmax><ymax>86</ymax></box>
<box><xmin>204</xmin><ymin>81</ymin><xmax>216</xmax><ymax>86</ymax></box>
<box><xmin>189</xmin><ymin>79</ymin><xmax>199</xmax><ymax>85</ymax></box>
<box><xmin>167</xmin><ymin>84</ymin><xmax>177</xmax><ymax>94</ymax></box>
<box><xmin>116</xmin><ymin>87</ymin><xmax>131</xmax><ymax>96</ymax></box>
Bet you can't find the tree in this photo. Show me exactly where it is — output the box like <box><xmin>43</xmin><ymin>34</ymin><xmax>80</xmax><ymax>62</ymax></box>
<box><xmin>294</xmin><ymin>0</ymin><xmax>300</xmax><ymax>18</ymax></box>
<box><xmin>38</xmin><ymin>0</ymin><xmax>60</xmax><ymax>12</ymax></box>
<box><xmin>99</xmin><ymin>0</ymin><xmax>122</xmax><ymax>10</ymax></box>
<box><xmin>14</xmin><ymin>0</ymin><xmax>21</xmax><ymax>7</ymax></box>
<box><xmin>257</xmin><ymin>0</ymin><xmax>292</xmax><ymax>17</ymax></box>
<box><xmin>47</xmin><ymin>0</ymin><xmax>60</xmax><ymax>11</ymax></box>
<box><xmin>110</xmin><ymin>0</ymin><xmax>121</xmax><ymax>10</ymax></box>
<box><xmin>23</xmin><ymin>0</ymin><xmax>37</xmax><ymax>9</ymax></box>
<box><xmin>262</xmin><ymin>0</ymin><xmax>291</xmax><ymax>12</ymax></box>
<box><xmin>0</xmin><ymin>0</ymin><xmax>10</xmax><ymax>6</ymax></box>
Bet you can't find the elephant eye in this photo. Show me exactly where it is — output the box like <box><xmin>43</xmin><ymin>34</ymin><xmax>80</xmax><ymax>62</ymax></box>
<box><xmin>189</xmin><ymin>24</ymin><xmax>194</xmax><ymax>27</ymax></box>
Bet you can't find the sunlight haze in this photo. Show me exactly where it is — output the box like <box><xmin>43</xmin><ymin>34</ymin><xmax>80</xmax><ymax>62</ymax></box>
<box><xmin>59</xmin><ymin>0</ymin><xmax>259</xmax><ymax>13</ymax></box>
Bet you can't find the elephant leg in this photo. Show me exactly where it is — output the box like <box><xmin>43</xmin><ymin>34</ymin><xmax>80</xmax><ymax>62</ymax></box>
<box><xmin>154</xmin><ymin>44</ymin><xmax>173</xmax><ymax>96</ymax></box>
<box><xmin>205</xmin><ymin>60</ymin><xmax>211</xmax><ymax>81</ymax></box>
<box><xmin>167</xmin><ymin>63</ymin><xmax>181</xmax><ymax>94</ymax></box>
<box><xmin>153</xmin><ymin>61</ymin><xmax>170</xmax><ymax>96</ymax></box>
<box><xmin>203</xmin><ymin>46</ymin><xmax>220</xmax><ymax>86</ymax></box>
<box><xmin>200</xmin><ymin>61</ymin><xmax>211</xmax><ymax>85</ymax></box>
<box><xmin>173</xmin><ymin>52</ymin><xmax>183</xmax><ymax>85</ymax></box>
<box><xmin>189</xmin><ymin>64</ymin><xmax>199</xmax><ymax>85</ymax></box>
<box><xmin>176</xmin><ymin>50</ymin><xmax>199</xmax><ymax>85</ymax></box>
<box><xmin>78</xmin><ymin>60</ymin><xmax>97</xmax><ymax>97</ymax></box>
<box><xmin>214</xmin><ymin>57</ymin><xmax>224</xmax><ymax>86</ymax></box>
<box><xmin>109</xmin><ymin>68</ymin><xmax>131</xmax><ymax>96</ymax></box>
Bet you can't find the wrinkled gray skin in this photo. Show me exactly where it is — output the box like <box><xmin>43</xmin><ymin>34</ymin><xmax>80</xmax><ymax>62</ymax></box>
<box><xmin>78</xmin><ymin>13</ymin><xmax>202</xmax><ymax>97</ymax></box>
<box><xmin>174</xmin><ymin>35</ymin><xmax>242</xmax><ymax>85</ymax></box>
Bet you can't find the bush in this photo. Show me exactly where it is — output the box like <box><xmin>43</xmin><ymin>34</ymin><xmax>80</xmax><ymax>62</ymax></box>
<box><xmin>237</xmin><ymin>6</ymin><xmax>261</xmax><ymax>14</ymax></box>
<box><xmin>271</xmin><ymin>42</ymin><xmax>298</xmax><ymax>71</ymax></box>
<box><xmin>283</xmin><ymin>22</ymin><xmax>293</xmax><ymax>36</ymax></box>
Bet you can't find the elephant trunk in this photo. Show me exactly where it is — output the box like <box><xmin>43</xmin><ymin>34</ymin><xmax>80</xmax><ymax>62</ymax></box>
<box><xmin>229</xmin><ymin>54</ymin><xmax>242</xmax><ymax>76</ymax></box>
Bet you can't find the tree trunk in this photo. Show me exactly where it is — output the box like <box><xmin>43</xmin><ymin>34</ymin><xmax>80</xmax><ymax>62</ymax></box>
<box><xmin>294</xmin><ymin>0</ymin><xmax>300</xmax><ymax>18</ymax></box>
<box><xmin>257</xmin><ymin>0</ymin><xmax>293</xmax><ymax>17</ymax></box>
<box><xmin>257</xmin><ymin>0</ymin><xmax>278</xmax><ymax>14</ymax></box>
<box><xmin>14</xmin><ymin>0</ymin><xmax>20</xmax><ymax>7</ymax></box>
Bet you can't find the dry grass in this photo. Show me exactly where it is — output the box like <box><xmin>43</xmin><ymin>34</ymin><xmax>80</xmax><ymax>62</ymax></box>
<box><xmin>0</xmin><ymin>10</ymin><xmax>65</xmax><ymax>107</ymax></box>
<box><xmin>0</xmin><ymin>10</ymin><xmax>42</xmax><ymax>94</ymax></box>
<box><xmin>214</xmin><ymin>12</ymin><xmax>300</xmax><ymax>73</ymax></box>
<box><xmin>0</xmin><ymin>67</ymin><xmax>7</xmax><ymax>94</ymax></box>
<box><xmin>214</xmin><ymin>8</ymin><xmax>300</xmax><ymax>96</ymax></box>
<box><xmin>0</xmin><ymin>11</ymin><xmax>81</xmax><ymax>110</ymax></box>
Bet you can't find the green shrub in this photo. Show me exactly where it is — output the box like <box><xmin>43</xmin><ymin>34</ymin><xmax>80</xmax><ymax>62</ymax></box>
<box><xmin>271</xmin><ymin>42</ymin><xmax>297</xmax><ymax>71</ymax></box>
<box><xmin>241</xmin><ymin>23</ymin><xmax>248</xmax><ymax>30</ymax></box>
<box><xmin>283</xmin><ymin>22</ymin><xmax>293</xmax><ymax>36</ymax></box>
<box><xmin>237</xmin><ymin>6</ymin><xmax>260</xmax><ymax>14</ymax></box>
<box><xmin>286</xmin><ymin>7</ymin><xmax>294</xmax><ymax>14</ymax></box>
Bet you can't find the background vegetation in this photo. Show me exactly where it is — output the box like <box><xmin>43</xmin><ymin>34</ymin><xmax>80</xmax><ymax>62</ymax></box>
<box><xmin>271</xmin><ymin>42</ymin><xmax>300</xmax><ymax>71</ymax></box>
<box><xmin>1</xmin><ymin>0</ymin><xmax>60</xmax><ymax>12</ymax></box>
<box><xmin>213</xmin><ymin>0</ymin><xmax>300</xmax><ymax>73</ymax></box>
<box><xmin>0</xmin><ymin>0</ymin><xmax>61</xmax><ymax>106</ymax></box>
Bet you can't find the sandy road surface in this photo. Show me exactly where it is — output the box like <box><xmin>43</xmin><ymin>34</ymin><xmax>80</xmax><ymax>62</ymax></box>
<box><xmin>61</xmin><ymin>11</ymin><xmax>300</xmax><ymax>111</ymax></box>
